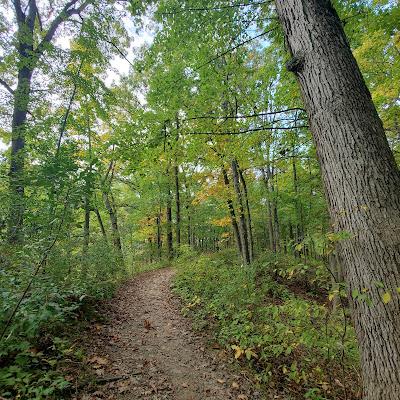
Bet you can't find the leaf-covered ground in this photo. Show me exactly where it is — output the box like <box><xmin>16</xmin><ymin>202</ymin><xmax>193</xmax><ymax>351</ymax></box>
<box><xmin>76</xmin><ymin>268</ymin><xmax>264</xmax><ymax>400</ymax></box>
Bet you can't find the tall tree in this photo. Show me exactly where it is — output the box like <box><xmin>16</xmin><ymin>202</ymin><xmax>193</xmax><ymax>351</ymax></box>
<box><xmin>6</xmin><ymin>0</ymin><xmax>92</xmax><ymax>243</ymax></box>
<box><xmin>275</xmin><ymin>1</ymin><xmax>400</xmax><ymax>398</ymax></box>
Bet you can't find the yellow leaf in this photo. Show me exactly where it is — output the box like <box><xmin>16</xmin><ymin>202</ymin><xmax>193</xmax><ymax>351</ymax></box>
<box><xmin>231</xmin><ymin>345</ymin><xmax>243</xmax><ymax>359</ymax></box>
<box><xmin>382</xmin><ymin>292</ymin><xmax>391</xmax><ymax>304</ymax></box>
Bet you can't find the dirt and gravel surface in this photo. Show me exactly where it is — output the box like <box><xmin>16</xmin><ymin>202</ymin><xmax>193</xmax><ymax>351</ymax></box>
<box><xmin>76</xmin><ymin>268</ymin><xmax>264</xmax><ymax>400</ymax></box>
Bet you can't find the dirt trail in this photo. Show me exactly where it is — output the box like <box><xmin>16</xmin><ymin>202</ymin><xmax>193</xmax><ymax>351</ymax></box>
<box><xmin>79</xmin><ymin>268</ymin><xmax>263</xmax><ymax>400</ymax></box>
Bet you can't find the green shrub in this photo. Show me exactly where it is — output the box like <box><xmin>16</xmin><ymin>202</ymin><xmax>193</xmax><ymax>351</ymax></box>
<box><xmin>173</xmin><ymin>250</ymin><xmax>360</xmax><ymax>399</ymax></box>
<box><xmin>0</xmin><ymin>241</ymin><xmax>125</xmax><ymax>399</ymax></box>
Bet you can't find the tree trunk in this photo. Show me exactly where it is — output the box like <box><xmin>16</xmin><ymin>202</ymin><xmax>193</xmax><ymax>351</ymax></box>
<box><xmin>275</xmin><ymin>1</ymin><xmax>400</xmax><ymax>398</ymax></box>
<box><xmin>231</xmin><ymin>160</ymin><xmax>251</xmax><ymax>264</ymax></box>
<box><xmin>174</xmin><ymin>117</ymin><xmax>181</xmax><ymax>249</ymax></box>
<box><xmin>83</xmin><ymin>198</ymin><xmax>90</xmax><ymax>254</ymax></box>
<box><xmin>156</xmin><ymin>213</ymin><xmax>162</xmax><ymax>259</ymax></box>
<box><xmin>166</xmin><ymin>173</ymin><xmax>173</xmax><ymax>260</ymax></box>
<box><xmin>83</xmin><ymin>115</ymin><xmax>92</xmax><ymax>255</ymax></box>
<box><xmin>7</xmin><ymin>0</ymin><xmax>91</xmax><ymax>243</ymax></box>
<box><xmin>8</xmin><ymin>66</ymin><xmax>33</xmax><ymax>244</ymax></box>
<box><xmin>272</xmin><ymin>173</ymin><xmax>280</xmax><ymax>252</ymax></box>
<box><xmin>261</xmin><ymin>168</ymin><xmax>275</xmax><ymax>252</ymax></box>
<box><xmin>239</xmin><ymin>167</ymin><xmax>254</xmax><ymax>262</ymax></box>
<box><xmin>174</xmin><ymin>164</ymin><xmax>181</xmax><ymax>248</ymax></box>
<box><xmin>95</xmin><ymin>208</ymin><xmax>108</xmax><ymax>242</ymax></box>
<box><xmin>222</xmin><ymin>167</ymin><xmax>243</xmax><ymax>259</ymax></box>
<box><xmin>103</xmin><ymin>190</ymin><xmax>123</xmax><ymax>260</ymax></box>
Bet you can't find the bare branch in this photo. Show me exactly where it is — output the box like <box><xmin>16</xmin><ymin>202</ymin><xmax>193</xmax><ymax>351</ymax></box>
<box><xmin>193</xmin><ymin>26</ymin><xmax>277</xmax><ymax>73</ymax></box>
<box><xmin>186</xmin><ymin>125</ymin><xmax>309</xmax><ymax>135</ymax></box>
<box><xmin>161</xmin><ymin>1</ymin><xmax>271</xmax><ymax>14</ymax></box>
<box><xmin>103</xmin><ymin>39</ymin><xmax>134</xmax><ymax>67</ymax></box>
<box><xmin>0</xmin><ymin>78</ymin><xmax>15</xmax><ymax>95</ymax></box>
<box><xmin>183</xmin><ymin>108</ymin><xmax>306</xmax><ymax>122</ymax></box>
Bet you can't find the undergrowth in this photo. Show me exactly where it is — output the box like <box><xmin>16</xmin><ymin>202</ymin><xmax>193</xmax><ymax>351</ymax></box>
<box><xmin>0</xmin><ymin>242</ymin><xmax>126</xmax><ymax>400</ymax></box>
<box><xmin>172</xmin><ymin>249</ymin><xmax>361</xmax><ymax>400</ymax></box>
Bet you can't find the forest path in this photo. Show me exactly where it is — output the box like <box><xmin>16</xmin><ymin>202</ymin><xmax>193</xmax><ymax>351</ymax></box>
<box><xmin>79</xmin><ymin>268</ymin><xmax>262</xmax><ymax>400</ymax></box>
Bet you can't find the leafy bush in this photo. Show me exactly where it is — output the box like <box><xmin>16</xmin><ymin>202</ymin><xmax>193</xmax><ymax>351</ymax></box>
<box><xmin>0</xmin><ymin>241</ymin><xmax>125</xmax><ymax>399</ymax></box>
<box><xmin>173</xmin><ymin>250</ymin><xmax>361</xmax><ymax>399</ymax></box>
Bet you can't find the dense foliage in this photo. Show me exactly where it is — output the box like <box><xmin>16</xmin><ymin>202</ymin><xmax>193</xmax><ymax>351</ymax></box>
<box><xmin>173</xmin><ymin>249</ymin><xmax>359</xmax><ymax>399</ymax></box>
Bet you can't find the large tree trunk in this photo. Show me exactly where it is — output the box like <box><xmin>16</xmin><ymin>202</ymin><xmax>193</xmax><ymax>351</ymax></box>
<box><xmin>7</xmin><ymin>0</ymin><xmax>91</xmax><ymax>243</ymax></box>
<box><xmin>275</xmin><ymin>1</ymin><xmax>400</xmax><ymax>398</ymax></box>
<box><xmin>8</xmin><ymin>59</ymin><xmax>33</xmax><ymax>244</ymax></box>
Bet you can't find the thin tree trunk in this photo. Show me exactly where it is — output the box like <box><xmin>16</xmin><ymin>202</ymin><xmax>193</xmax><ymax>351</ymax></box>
<box><xmin>182</xmin><ymin>173</ymin><xmax>192</xmax><ymax>246</ymax></box>
<box><xmin>275</xmin><ymin>1</ymin><xmax>400</xmax><ymax>398</ymax></box>
<box><xmin>103</xmin><ymin>190</ymin><xmax>123</xmax><ymax>258</ymax></box>
<box><xmin>83</xmin><ymin>199</ymin><xmax>90</xmax><ymax>254</ymax></box>
<box><xmin>239</xmin><ymin>167</ymin><xmax>254</xmax><ymax>262</ymax></box>
<box><xmin>222</xmin><ymin>168</ymin><xmax>242</xmax><ymax>258</ymax></box>
<box><xmin>174</xmin><ymin>164</ymin><xmax>181</xmax><ymax>248</ymax></box>
<box><xmin>231</xmin><ymin>160</ymin><xmax>250</xmax><ymax>264</ymax></box>
<box><xmin>291</xmin><ymin>123</ymin><xmax>305</xmax><ymax>250</ymax></box>
<box><xmin>174</xmin><ymin>117</ymin><xmax>181</xmax><ymax>248</ymax></box>
<box><xmin>83</xmin><ymin>113</ymin><xmax>92</xmax><ymax>255</ymax></box>
<box><xmin>94</xmin><ymin>208</ymin><xmax>107</xmax><ymax>242</ymax></box>
<box><xmin>156</xmin><ymin>213</ymin><xmax>162</xmax><ymax>259</ymax></box>
<box><xmin>261</xmin><ymin>168</ymin><xmax>275</xmax><ymax>252</ymax></box>
<box><xmin>272</xmin><ymin>172</ymin><xmax>280</xmax><ymax>252</ymax></box>
<box><xmin>166</xmin><ymin>171</ymin><xmax>173</xmax><ymax>260</ymax></box>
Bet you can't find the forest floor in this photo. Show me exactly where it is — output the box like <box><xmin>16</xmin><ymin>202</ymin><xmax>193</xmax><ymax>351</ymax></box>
<box><xmin>75</xmin><ymin>268</ymin><xmax>264</xmax><ymax>400</ymax></box>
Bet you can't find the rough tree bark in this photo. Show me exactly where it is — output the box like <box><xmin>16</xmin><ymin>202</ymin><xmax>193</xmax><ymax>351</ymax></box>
<box><xmin>275</xmin><ymin>1</ymin><xmax>400</xmax><ymax>398</ymax></box>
